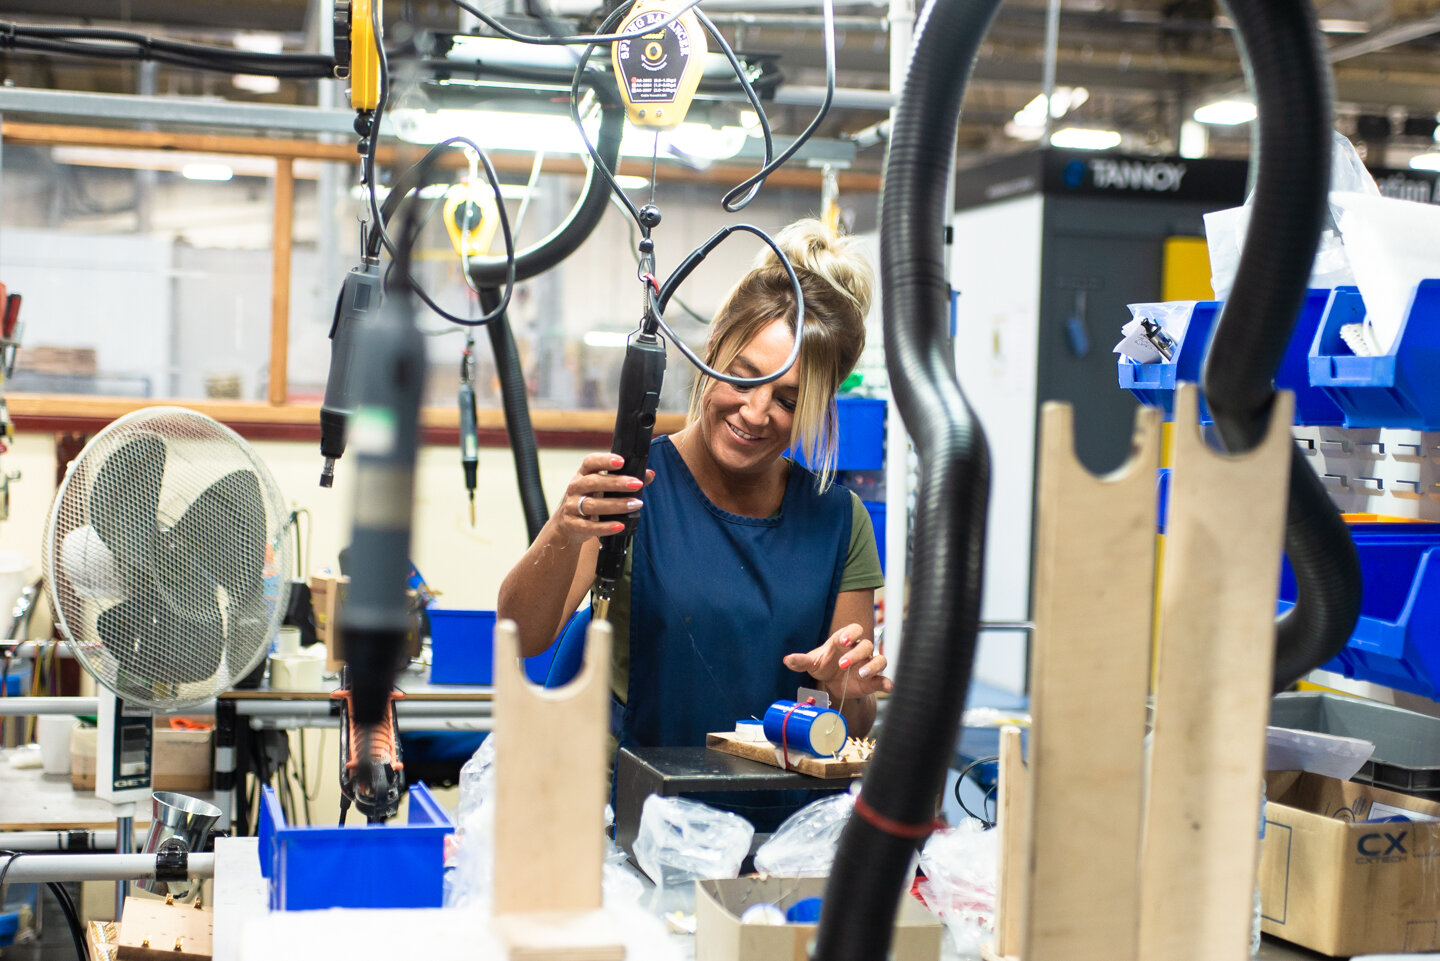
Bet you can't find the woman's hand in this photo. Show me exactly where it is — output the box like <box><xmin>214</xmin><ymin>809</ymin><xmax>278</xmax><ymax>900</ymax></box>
<box><xmin>555</xmin><ymin>452</ymin><xmax>653</xmax><ymax>546</ymax></box>
<box><xmin>782</xmin><ymin>623</ymin><xmax>893</xmax><ymax>700</ymax></box>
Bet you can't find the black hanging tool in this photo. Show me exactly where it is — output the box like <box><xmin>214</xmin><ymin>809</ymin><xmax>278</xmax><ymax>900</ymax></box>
<box><xmin>459</xmin><ymin>336</ymin><xmax>479</xmax><ymax>527</ymax></box>
<box><xmin>319</xmin><ymin>254</ymin><xmax>382</xmax><ymax>488</ymax></box>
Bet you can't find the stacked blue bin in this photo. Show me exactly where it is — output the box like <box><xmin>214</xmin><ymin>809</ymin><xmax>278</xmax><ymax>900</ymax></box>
<box><xmin>1123</xmin><ymin>282</ymin><xmax>1440</xmax><ymax>699</ymax></box>
<box><xmin>788</xmin><ymin>396</ymin><xmax>888</xmax><ymax>572</ymax></box>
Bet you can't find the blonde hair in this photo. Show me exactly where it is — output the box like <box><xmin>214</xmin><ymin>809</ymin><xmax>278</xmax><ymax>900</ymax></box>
<box><xmin>687</xmin><ymin>219</ymin><xmax>873</xmax><ymax>491</ymax></box>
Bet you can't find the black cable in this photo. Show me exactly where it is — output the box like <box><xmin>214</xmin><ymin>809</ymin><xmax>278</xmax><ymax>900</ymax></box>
<box><xmin>450</xmin><ymin>0</ymin><xmax>707</xmax><ymax>45</ymax></box>
<box><xmin>360</xmin><ymin>0</ymin><xmax>516</xmax><ymax>328</ymax></box>
<box><xmin>650</xmin><ymin>223</ymin><xmax>804</xmax><ymax>388</ymax></box>
<box><xmin>0</xmin><ymin>24</ymin><xmax>335</xmax><ymax>77</ymax></box>
<box><xmin>814</xmin><ymin>0</ymin><xmax>1003</xmax><ymax>956</ymax></box>
<box><xmin>45</xmin><ymin>882</ymin><xmax>85</xmax><ymax>961</ymax></box>
<box><xmin>0</xmin><ymin>852</ymin><xmax>84</xmax><ymax>961</ymax></box>
<box><xmin>950</xmin><ymin>754</ymin><xmax>999</xmax><ymax>826</ymax></box>
<box><xmin>1199</xmin><ymin>0</ymin><xmax>1361</xmax><ymax>693</ymax></box>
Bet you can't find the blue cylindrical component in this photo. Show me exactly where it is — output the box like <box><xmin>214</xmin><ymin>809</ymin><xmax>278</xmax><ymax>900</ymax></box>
<box><xmin>787</xmin><ymin>897</ymin><xmax>824</xmax><ymax>923</ymax></box>
<box><xmin>763</xmin><ymin>700</ymin><xmax>848</xmax><ymax>757</ymax></box>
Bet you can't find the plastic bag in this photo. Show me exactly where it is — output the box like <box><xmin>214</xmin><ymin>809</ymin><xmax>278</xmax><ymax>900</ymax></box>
<box><xmin>444</xmin><ymin>736</ymin><xmax>498</xmax><ymax>909</ymax></box>
<box><xmin>1205</xmin><ymin>130</ymin><xmax>1379</xmax><ymax>301</ymax></box>
<box><xmin>915</xmin><ymin>819</ymin><xmax>999</xmax><ymax>959</ymax></box>
<box><xmin>1114</xmin><ymin>301</ymin><xmax>1197</xmax><ymax>364</ymax></box>
<box><xmin>633</xmin><ymin>795</ymin><xmax>754</xmax><ymax>889</ymax></box>
<box><xmin>753</xmin><ymin>792</ymin><xmax>854</xmax><ymax>877</ymax></box>
<box><xmin>1332</xmin><ymin>191</ymin><xmax>1440</xmax><ymax>355</ymax></box>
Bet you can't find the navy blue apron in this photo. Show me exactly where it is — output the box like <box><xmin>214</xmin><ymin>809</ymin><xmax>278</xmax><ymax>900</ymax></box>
<box><xmin>620</xmin><ymin>435</ymin><xmax>852</xmax><ymax>830</ymax></box>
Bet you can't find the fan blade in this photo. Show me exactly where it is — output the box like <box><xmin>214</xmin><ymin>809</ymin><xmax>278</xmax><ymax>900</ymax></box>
<box><xmin>164</xmin><ymin>468</ymin><xmax>268</xmax><ymax>608</ymax></box>
<box><xmin>90</xmin><ymin>434</ymin><xmax>166</xmax><ymax>577</ymax></box>
<box><xmin>98</xmin><ymin>593</ymin><xmax>223</xmax><ymax>686</ymax></box>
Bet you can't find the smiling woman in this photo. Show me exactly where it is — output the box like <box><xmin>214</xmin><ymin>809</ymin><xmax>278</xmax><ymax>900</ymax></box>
<box><xmin>496</xmin><ymin>219</ymin><xmax>886</xmax><ymax>830</ymax></box>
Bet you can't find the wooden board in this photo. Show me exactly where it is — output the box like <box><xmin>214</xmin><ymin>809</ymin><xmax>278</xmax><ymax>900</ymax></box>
<box><xmin>1021</xmin><ymin>404</ymin><xmax>1159</xmax><ymax>961</ymax></box>
<box><xmin>1137</xmin><ymin>385</ymin><xmax>1294</xmax><ymax>961</ymax></box>
<box><xmin>115</xmin><ymin>896</ymin><xmax>213</xmax><ymax>961</ymax></box>
<box><xmin>705</xmin><ymin>732</ymin><xmax>869</xmax><ymax>779</ymax></box>
<box><xmin>492</xmin><ymin>617</ymin><xmax>624</xmax><ymax>959</ymax></box>
<box><xmin>992</xmin><ymin>726</ymin><xmax>1029</xmax><ymax>961</ymax></box>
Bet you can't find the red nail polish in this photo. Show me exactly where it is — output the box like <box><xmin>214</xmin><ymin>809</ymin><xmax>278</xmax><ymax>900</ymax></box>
<box><xmin>626</xmin><ymin>478</ymin><xmax>643</xmax><ymax>490</ymax></box>
<box><xmin>611</xmin><ymin>455</ymin><xmax>624</xmax><ymax>468</ymax></box>
<box><xmin>838</xmin><ymin>658</ymin><xmax>850</xmax><ymax>669</ymax></box>
<box><xmin>610</xmin><ymin>522</ymin><xmax>625</xmax><ymax>532</ymax></box>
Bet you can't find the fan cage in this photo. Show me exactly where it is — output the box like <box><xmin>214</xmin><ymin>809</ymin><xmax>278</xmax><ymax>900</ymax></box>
<box><xmin>42</xmin><ymin>407</ymin><xmax>293</xmax><ymax>710</ymax></box>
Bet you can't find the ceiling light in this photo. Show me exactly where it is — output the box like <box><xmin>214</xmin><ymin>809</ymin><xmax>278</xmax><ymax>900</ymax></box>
<box><xmin>233</xmin><ymin>74</ymin><xmax>281</xmax><ymax>95</ymax></box>
<box><xmin>1193</xmin><ymin>100</ymin><xmax>1257</xmax><ymax>125</ymax></box>
<box><xmin>1409</xmin><ymin>152</ymin><xmax>1440</xmax><ymax>171</ymax></box>
<box><xmin>1049</xmin><ymin>127</ymin><xmax>1121</xmax><ymax>150</ymax></box>
<box><xmin>583</xmin><ymin>331</ymin><xmax>630</xmax><ymax>348</ymax></box>
<box><xmin>614</xmin><ymin>175</ymin><xmax>650</xmax><ymax>190</ymax></box>
<box><xmin>182</xmin><ymin>163</ymin><xmax>234</xmax><ymax>182</ymax></box>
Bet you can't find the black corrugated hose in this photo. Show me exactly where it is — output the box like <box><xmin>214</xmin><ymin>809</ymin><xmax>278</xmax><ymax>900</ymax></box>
<box><xmin>1200</xmin><ymin>0</ymin><xmax>1362</xmax><ymax>692</ymax></box>
<box><xmin>813</xmin><ymin>0</ymin><xmax>1003</xmax><ymax>958</ymax></box>
<box><xmin>480</xmin><ymin>286</ymin><xmax>550</xmax><ymax>543</ymax></box>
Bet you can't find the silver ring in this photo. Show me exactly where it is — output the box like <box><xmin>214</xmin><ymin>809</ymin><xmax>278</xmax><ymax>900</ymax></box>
<box><xmin>576</xmin><ymin>496</ymin><xmax>590</xmax><ymax>520</ymax></box>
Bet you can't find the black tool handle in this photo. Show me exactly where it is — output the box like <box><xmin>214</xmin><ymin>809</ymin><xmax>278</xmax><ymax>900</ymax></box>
<box><xmin>320</xmin><ymin>262</ymin><xmax>383</xmax><ymax>482</ymax></box>
<box><xmin>594</xmin><ymin>333</ymin><xmax>667</xmax><ymax>593</ymax></box>
<box><xmin>459</xmin><ymin>380</ymin><xmax>478</xmax><ymax>492</ymax></box>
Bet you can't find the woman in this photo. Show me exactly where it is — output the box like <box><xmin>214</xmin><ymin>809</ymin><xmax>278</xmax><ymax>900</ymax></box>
<box><xmin>498</xmin><ymin>220</ymin><xmax>890</xmax><ymax>800</ymax></box>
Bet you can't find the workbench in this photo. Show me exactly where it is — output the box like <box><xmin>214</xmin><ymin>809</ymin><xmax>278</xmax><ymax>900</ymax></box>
<box><xmin>0</xmin><ymin>749</ymin><xmax>217</xmax><ymax>833</ymax></box>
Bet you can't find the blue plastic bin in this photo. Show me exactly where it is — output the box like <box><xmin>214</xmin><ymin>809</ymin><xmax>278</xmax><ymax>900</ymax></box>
<box><xmin>788</xmin><ymin>397</ymin><xmax>886</xmax><ymax>471</ymax></box>
<box><xmin>1308</xmin><ymin>281</ymin><xmax>1440</xmax><ymax>430</ymax></box>
<box><xmin>257</xmin><ymin>782</ymin><xmax>453</xmax><ymax>910</ymax></box>
<box><xmin>427</xmin><ymin>608</ymin><xmax>496</xmax><ymax>685</ymax></box>
<box><xmin>1277</xmin><ymin>520</ymin><xmax>1440</xmax><ymax>700</ymax></box>
<box><xmin>1119</xmin><ymin>291</ymin><xmax>1343</xmax><ymax>426</ymax></box>
<box><xmin>2</xmin><ymin>665</ymin><xmax>31</xmax><ymax>696</ymax></box>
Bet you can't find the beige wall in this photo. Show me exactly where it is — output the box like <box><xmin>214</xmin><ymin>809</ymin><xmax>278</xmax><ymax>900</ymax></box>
<box><xmin>0</xmin><ymin>427</ymin><xmax>596</xmax><ymax>612</ymax></box>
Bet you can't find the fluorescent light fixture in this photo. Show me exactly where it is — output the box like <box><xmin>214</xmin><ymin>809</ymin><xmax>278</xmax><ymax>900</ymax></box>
<box><xmin>1409</xmin><ymin>152</ymin><xmax>1440</xmax><ymax>171</ymax></box>
<box><xmin>1010</xmin><ymin>87</ymin><xmax>1091</xmax><ymax>139</ymax></box>
<box><xmin>1193</xmin><ymin>99</ymin><xmax>1256</xmax><ymax>125</ymax></box>
<box><xmin>390</xmin><ymin>107</ymin><xmax>750</xmax><ymax>161</ymax></box>
<box><xmin>614</xmin><ymin>175</ymin><xmax>650</xmax><ymax>190</ymax></box>
<box><xmin>583</xmin><ymin>330</ymin><xmax>630</xmax><ymax>348</ymax></box>
<box><xmin>233</xmin><ymin>74</ymin><xmax>281</xmax><ymax>95</ymax></box>
<box><xmin>1049</xmin><ymin>127</ymin><xmax>1121</xmax><ymax>150</ymax></box>
<box><xmin>51</xmin><ymin>147</ymin><xmax>326</xmax><ymax>180</ymax></box>
<box><xmin>1179</xmin><ymin>119</ymin><xmax>1209</xmax><ymax>159</ymax></box>
<box><xmin>182</xmin><ymin>163</ymin><xmax>235</xmax><ymax>181</ymax></box>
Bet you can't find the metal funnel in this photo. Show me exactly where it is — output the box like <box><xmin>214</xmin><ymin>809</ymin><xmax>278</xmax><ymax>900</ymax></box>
<box><xmin>135</xmin><ymin>792</ymin><xmax>222</xmax><ymax>900</ymax></box>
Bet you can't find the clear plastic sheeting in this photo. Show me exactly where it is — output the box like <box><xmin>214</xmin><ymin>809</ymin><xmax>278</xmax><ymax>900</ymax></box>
<box><xmin>633</xmin><ymin>795</ymin><xmax>753</xmax><ymax>912</ymax></box>
<box><xmin>1206</xmin><ymin>130</ymin><xmax>1379</xmax><ymax>303</ymax></box>
<box><xmin>914</xmin><ymin>820</ymin><xmax>999</xmax><ymax>960</ymax></box>
<box><xmin>444</xmin><ymin>737</ymin><xmax>498</xmax><ymax>910</ymax></box>
<box><xmin>753</xmin><ymin>791</ymin><xmax>855</xmax><ymax>877</ymax></box>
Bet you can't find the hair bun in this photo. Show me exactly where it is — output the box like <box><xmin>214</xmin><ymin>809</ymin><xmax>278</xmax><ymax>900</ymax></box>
<box><xmin>754</xmin><ymin>219</ymin><xmax>874</xmax><ymax>320</ymax></box>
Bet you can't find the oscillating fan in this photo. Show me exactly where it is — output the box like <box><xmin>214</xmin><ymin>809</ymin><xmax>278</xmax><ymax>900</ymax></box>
<box><xmin>42</xmin><ymin>407</ymin><xmax>292</xmax><ymax>803</ymax></box>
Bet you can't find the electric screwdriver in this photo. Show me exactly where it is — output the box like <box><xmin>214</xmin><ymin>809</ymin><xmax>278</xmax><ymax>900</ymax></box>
<box><xmin>459</xmin><ymin>376</ymin><xmax>478</xmax><ymax>527</ymax></box>
<box><xmin>341</xmin><ymin>278</ymin><xmax>425</xmax><ymax>731</ymax></box>
<box><xmin>319</xmin><ymin>258</ymin><xmax>382</xmax><ymax>487</ymax></box>
<box><xmin>593</xmin><ymin>325</ymin><xmax>667</xmax><ymax>620</ymax></box>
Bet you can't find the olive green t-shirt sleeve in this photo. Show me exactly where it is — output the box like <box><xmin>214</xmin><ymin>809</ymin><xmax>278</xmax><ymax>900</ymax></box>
<box><xmin>839</xmin><ymin>490</ymin><xmax>885</xmax><ymax>593</ymax></box>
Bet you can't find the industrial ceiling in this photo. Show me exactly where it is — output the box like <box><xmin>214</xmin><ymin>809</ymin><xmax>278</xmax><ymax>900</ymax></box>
<box><xmin>1</xmin><ymin>0</ymin><xmax>1439</xmax><ymax>171</ymax></box>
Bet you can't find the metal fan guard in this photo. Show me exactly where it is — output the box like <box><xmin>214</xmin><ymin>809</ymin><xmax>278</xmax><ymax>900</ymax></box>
<box><xmin>42</xmin><ymin>407</ymin><xmax>293</xmax><ymax>710</ymax></box>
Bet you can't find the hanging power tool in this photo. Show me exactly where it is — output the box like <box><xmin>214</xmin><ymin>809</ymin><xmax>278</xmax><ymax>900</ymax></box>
<box><xmin>589</xmin><ymin>0</ymin><xmax>706</xmax><ymax>619</ymax></box>
<box><xmin>592</xmin><ymin>282</ymin><xmax>666</xmax><ymax>621</ymax></box>
<box><xmin>333</xmin><ymin>671</ymin><xmax>405</xmax><ymax>823</ymax></box>
<box><xmin>459</xmin><ymin>338</ymin><xmax>479</xmax><ymax>527</ymax></box>
<box><xmin>319</xmin><ymin>255</ymin><xmax>382</xmax><ymax>487</ymax></box>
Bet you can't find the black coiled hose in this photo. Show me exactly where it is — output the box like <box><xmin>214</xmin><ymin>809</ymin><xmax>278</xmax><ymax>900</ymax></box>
<box><xmin>813</xmin><ymin>0</ymin><xmax>1002</xmax><ymax>958</ymax></box>
<box><xmin>480</xmin><ymin>286</ymin><xmax>549</xmax><ymax>543</ymax></box>
<box><xmin>1201</xmin><ymin>0</ymin><xmax>1361</xmax><ymax>692</ymax></box>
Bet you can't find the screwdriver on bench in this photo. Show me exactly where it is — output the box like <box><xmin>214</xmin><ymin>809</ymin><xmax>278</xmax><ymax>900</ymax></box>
<box><xmin>459</xmin><ymin>337</ymin><xmax>479</xmax><ymax>526</ymax></box>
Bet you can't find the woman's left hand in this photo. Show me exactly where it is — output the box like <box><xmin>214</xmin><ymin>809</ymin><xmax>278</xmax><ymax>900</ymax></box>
<box><xmin>782</xmin><ymin>623</ymin><xmax>893</xmax><ymax>699</ymax></box>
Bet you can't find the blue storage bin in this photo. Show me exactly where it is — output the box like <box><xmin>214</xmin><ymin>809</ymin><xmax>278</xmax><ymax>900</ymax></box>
<box><xmin>788</xmin><ymin>397</ymin><xmax>886</xmax><ymax>471</ymax></box>
<box><xmin>427</xmin><ymin>608</ymin><xmax>496</xmax><ymax>685</ymax></box>
<box><xmin>428</xmin><ymin>608</ymin><xmax>553</xmax><ymax>685</ymax></box>
<box><xmin>1118</xmin><ymin>291</ymin><xmax>1343</xmax><ymax>426</ymax></box>
<box><xmin>257</xmin><ymin>782</ymin><xmax>452</xmax><ymax>910</ymax></box>
<box><xmin>2</xmin><ymin>665</ymin><xmax>31</xmax><ymax>696</ymax></box>
<box><xmin>1307</xmin><ymin>281</ymin><xmax>1440</xmax><ymax>429</ymax></box>
<box><xmin>1277</xmin><ymin>521</ymin><xmax>1440</xmax><ymax>700</ymax></box>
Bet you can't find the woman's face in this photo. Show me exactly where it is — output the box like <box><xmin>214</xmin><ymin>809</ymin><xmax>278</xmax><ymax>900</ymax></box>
<box><xmin>699</xmin><ymin>318</ymin><xmax>802</xmax><ymax>478</ymax></box>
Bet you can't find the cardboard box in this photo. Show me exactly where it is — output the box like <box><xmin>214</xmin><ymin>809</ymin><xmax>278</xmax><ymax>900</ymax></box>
<box><xmin>308</xmin><ymin>572</ymin><xmax>421</xmax><ymax>674</ymax></box>
<box><xmin>1259</xmin><ymin>770</ymin><xmax>1440</xmax><ymax>956</ymax></box>
<box><xmin>70</xmin><ymin>726</ymin><xmax>213</xmax><ymax>793</ymax></box>
<box><xmin>695</xmin><ymin>876</ymin><xmax>942</xmax><ymax>961</ymax></box>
